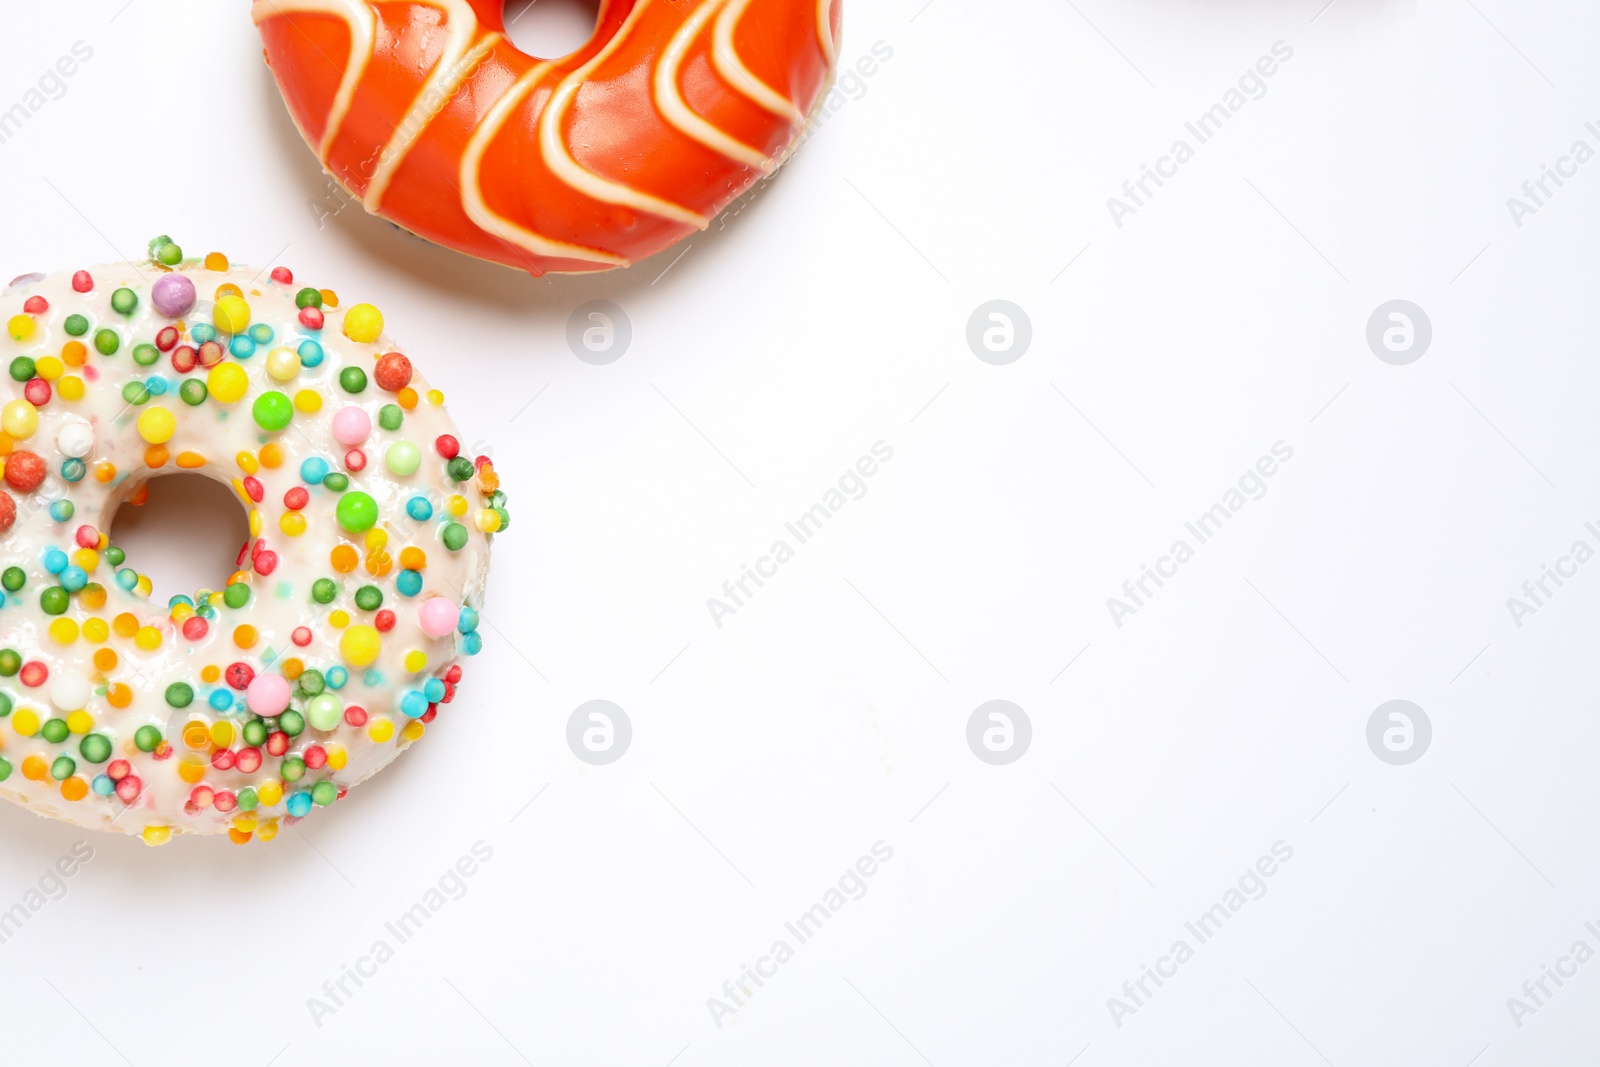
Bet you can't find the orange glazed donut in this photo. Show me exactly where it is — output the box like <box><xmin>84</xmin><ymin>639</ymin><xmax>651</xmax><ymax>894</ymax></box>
<box><xmin>253</xmin><ymin>0</ymin><xmax>842</xmax><ymax>275</ymax></box>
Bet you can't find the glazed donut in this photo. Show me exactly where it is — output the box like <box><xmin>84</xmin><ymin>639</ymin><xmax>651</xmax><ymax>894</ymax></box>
<box><xmin>253</xmin><ymin>0</ymin><xmax>842</xmax><ymax>274</ymax></box>
<box><xmin>0</xmin><ymin>239</ymin><xmax>508</xmax><ymax>844</ymax></box>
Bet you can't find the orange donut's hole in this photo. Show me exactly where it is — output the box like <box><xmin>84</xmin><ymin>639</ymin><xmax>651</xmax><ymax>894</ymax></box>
<box><xmin>502</xmin><ymin>0</ymin><xmax>603</xmax><ymax>60</ymax></box>
<box><xmin>107</xmin><ymin>473</ymin><xmax>252</xmax><ymax>606</ymax></box>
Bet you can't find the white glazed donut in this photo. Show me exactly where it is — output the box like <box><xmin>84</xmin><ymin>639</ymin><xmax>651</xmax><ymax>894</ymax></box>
<box><xmin>0</xmin><ymin>239</ymin><xmax>508</xmax><ymax>845</ymax></box>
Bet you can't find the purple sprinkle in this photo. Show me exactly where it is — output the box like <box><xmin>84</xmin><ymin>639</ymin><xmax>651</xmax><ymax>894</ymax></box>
<box><xmin>151</xmin><ymin>273</ymin><xmax>196</xmax><ymax>318</ymax></box>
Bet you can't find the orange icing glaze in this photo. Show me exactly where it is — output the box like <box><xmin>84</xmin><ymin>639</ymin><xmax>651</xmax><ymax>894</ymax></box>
<box><xmin>254</xmin><ymin>0</ymin><xmax>843</xmax><ymax>275</ymax></box>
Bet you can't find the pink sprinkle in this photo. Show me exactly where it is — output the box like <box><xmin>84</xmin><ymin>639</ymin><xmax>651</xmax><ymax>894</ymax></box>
<box><xmin>418</xmin><ymin>597</ymin><xmax>458</xmax><ymax>639</ymax></box>
<box><xmin>245</xmin><ymin>673</ymin><xmax>291</xmax><ymax>716</ymax></box>
<box><xmin>291</xmin><ymin>626</ymin><xmax>312</xmax><ymax>646</ymax></box>
<box><xmin>331</xmin><ymin>405</ymin><xmax>370</xmax><ymax>446</ymax></box>
<box><xmin>299</xmin><ymin>306</ymin><xmax>324</xmax><ymax>329</ymax></box>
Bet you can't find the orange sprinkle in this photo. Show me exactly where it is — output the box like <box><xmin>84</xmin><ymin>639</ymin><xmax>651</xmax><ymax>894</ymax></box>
<box><xmin>259</xmin><ymin>442</ymin><xmax>284</xmax><ymax>469</ymax></box>
<box><xmin>228</xmin><ymin>828</ymin><xmax>253</xmax><ymax>845</ymax></box>
<box><xmin>319</xmin><ymin>288</ymin><xmax>338</xmax><ymax>308</ymax></box>
<box><xmin>92</xmin><ymin>648</ymin><xmax>117</xmax><ymax>672</ymax></box>
<box><xmin>60</xmin><ymin>777</ymin><xmax>88</xmax><ymax>802</ymax></box>
<box><xmin>107</xmin><ymin>683</ymin><xmax>133</xmax><ymax>708</ymax></box>
<box><xmin>233</xmin><ymin>624</ymin><xmax>258</xmax><ymax>649</ymax></box>
<box><xmin>79</xmin><ymin>585</ymin><xmax>106</xmax><ymax>610</ymax></box>
<box><xmin>214</xmin><ymin>282</ymin><xmax>241</xmax><ymax>300</ymax></box>
<box><xmin>200</xmin><ymin>665</ymin><xmax>221</xmax><ymax>684</ymax></box>
<box><xmin>62</xmin><ymin>340</ymin><xmax>86</xmax><ymax>367</ymax></box>
<box><xmin>397</xmin><ymin>387</ymin><xmax>418</xmax><ymax>410</ymax></box>
<box><xmin>398</xmin><ymin>547</ymin><xmax>426</xmax><ymax>570</ymax></box>
<box><xmin>205</xmin><ymin>252</ymin><xmax>230</xmax><ymax>272</ymax></box>
<box><xmin>144</xmin><ymin>444</ymin><xmax>170</xmax><ymax>469</ymax></box>
<box><xmin>282</xmin><ymin>658</ymin><xmax>304</xmax><ymax>681</ymax></box>
<box><xmin>330</xmin><ymin>545</ymin><xmax>358</xmax><ymax>573</ymax></box>
<box><xmin>21</xmin><ymin>756</ymin><xmax>47</xmax><ymax>781</ymax></box>
<box><xmin>0</xmin><ymin>434</ymin><xmax>11</xmax><ymax>458</ymax></box>
<box><xmin>182</xmin><ymin>722</ymin><xmax>210</xmax><ymax>750</ymax></box>
<box><xmin>112</xmin><ymin>613</ymin><xmax>140</xmax><ymax>638</ymax></box>
<box><xmin>176</xmin><ymin>450</ymin><xmax>207</xmax><ymax>468</ymax></box>
<box><xmin>365</xmin><ymin>550</ymin><xmax>393</xmax><ymax>577</ymax></box>
<box><xmin>94</xmin><ymin>462</ymin><xmax>117</xmax><ymax>483</ymax></box>
<box><xmin>128</xmin><ymin>483</ymin><xmax>149</xmax><ymax>506</ymax></box>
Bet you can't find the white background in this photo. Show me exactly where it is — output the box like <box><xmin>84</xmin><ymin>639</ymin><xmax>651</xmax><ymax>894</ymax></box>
<box><xmin>2</xmin><ymin>0</ymin><xmax>1598</xmax><ymax>1064</ymax></box>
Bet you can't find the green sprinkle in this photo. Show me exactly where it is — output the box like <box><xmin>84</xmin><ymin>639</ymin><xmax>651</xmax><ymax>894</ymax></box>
<box><xmin>94</xmin><ymin>328</ymin><xmax>120</xmax><ymax>356</ymax></box>
<box><xmin>441</xmin><ymin>522</ymin><xmax>468</xmax><ymax>551</ymax></box>
<box><xmin>353</xmin><ymin>585</ymin><xmax>382</xmax><ymax>611</ymax></box>
<box><xmin>447</xmin><ymin>456</ymin><xmax>474</xmax><ymax>482</ymax></box>
<box><xmin>322</xmin><ymin>472</ymin><xmax>349</xmax><ymax>493</ymax></box>
<box><xmin>179</xmin><ymin>379</ymin><xmax>208</xmax><ymax>406</ymax></box>
<box><xmin>134</xmin><ymin>725</ymin><xmax>163</xmax><ymax>752</ymax></box>
<box><xmin>131</xmin><ymin>342</ymin><xmax>159</xmax><ymax>367</ymax></box>
<box><xmin>111</xmin><ymin>288</ymin><xmax>138</xmax><ymax>315</ymax></box>
<box><xmin>63</xmin><ymin>314</ymin><xmax>88</xmax><ymax>337</ymax></box>
<box><xmin>156</xmin><ymin>242</ymin><xmax>183</xmax><ymax>266</ymax></box>
<box><xmin>223</xmin><ymin>583</ymin><xmax>250</xmax><ymax>609</ymax></box>
<box><xmin>252</xmin><ymin>391</ymin><xmax>294</xmax><ymax>432</ymax></box>
<box><xmin>311</xmin><ymin>578</ymin><xmax>337</xmax><ymax>604</ymax></box>
<box><xmin>41</xmin><ymin>718</ymin><xmax>69</xmax><ymax>744</ymax></box>
<box><xmin>9</xmin><ymin>357</ymin><xmax>35</xmax><ymax>382</ymax></box>
<box><xmin>242</xmin><ymin>719</ymin><xmax>267</xmax><ymax>747</ymax></box>
<box><xmin>165</xmin><ymin>682</ymin><xmax>194</xmax><ymax>708</ymax></box>
<box><xmin>378</xmin><ymin>404</ymin><xmax>403</xmax><ymax>431</ymax></box>
<box><xmin>39</xmin><ymin>587</ymin><xmax>68</xmax><ymax>615</ymax></box>
<box><xmin>311</xmin><ymin>780</ymin><xmax>338</xmax><ymax>806</ymax></box>
<box><xmin>49</xmin><ymin>756</ymin><xmax>75</xmax><ymax>781</ymax></box>
<box><xmin>121</xmin><ymin>381</ymin><xmax>150</xmax><ymax>406</ymax></box>
<box><xmin>1</xmin><ymin>568</ymin><xmax>23</xmax><ymax>593</ymax></box>
<box><xmin>0</xmin><ymin>649</ymin><xmax>18</xmax><ymax>675</ymax></box>
<box><xmin>79</xmin><ymin>734</ymin><xmax>112</xmax><ymax>764</ymax></box>
<box><xmin>279</xmin><ymin>711</ymin><xmax>305</xmax><ymax>738</ymax></box>
<box><xmin>339</xmin><ymin>366</ymin><xmax>367</xmax><ymax>394</ymax></box>
<box><xmin>295</xmin><ymin>288</ymin><xmax>323</xmax><ymax>309</ymax></box>
<box><xmin>336</xmin><ymin>491</ymin><xmax>378</xmax><ymax>533</ymax></box>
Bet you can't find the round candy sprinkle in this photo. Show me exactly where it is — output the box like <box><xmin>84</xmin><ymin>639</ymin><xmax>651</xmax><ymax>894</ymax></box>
<box><xmin>214</xmin><ymin>295</ymin><xmax>251</xmax><ymax>334</ymax></box>
<box><xmin>385</xmin><ymin>441</ymin><xmax>421</xmax><ymax>476</ymax></box>
<box><xmin>252</xmin><ymin>391</ymin><xmax>294</xmax><ymax>432</ymax></box>
<box><xmin>343</xmin><ymin>303</ymin><xmax>383</xmax><ymax>343</ymax></box>
<box><xmin>246</xmin><ymin>674</ymin><xmax>291</xmax><ymax>716</ymax></box>
<box><xmin>374</xmin><ymin>352</ymin><xmax>412</xmax><ymax>392</ymax></box>
<box><xmin>336</xmin><ymin>491</ymin><xmax>378</xmax><ymax>533</ymax></box>
<box><xmin>331</xmin><ymin>406</ymin><xmax>370</xmax><ymax>445</ymax></box>
<box><xmin>419</xmin><ymin>597</ymin><xmax>458</xmax><ymax>638</ymax></box>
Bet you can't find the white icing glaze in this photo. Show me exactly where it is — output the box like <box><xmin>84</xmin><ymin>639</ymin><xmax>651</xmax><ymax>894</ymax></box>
<box><xmin>0</xmin><ymin>257</ymin><xmax>503</xmax><ymax>844</ymax></box>
<box><xmin>657</xmin><ymin>0</ymin><xmax>775</xmax><ymax>171</ymax></box>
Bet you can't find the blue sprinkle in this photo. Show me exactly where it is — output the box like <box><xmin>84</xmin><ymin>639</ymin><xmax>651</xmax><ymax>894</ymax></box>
<box><xmin>115</xmin><ymin>568</ymin><xmax>139</xmax><ymax>591</ymax></box>
<box><xmin>92</xmin><ymin>775</ymin><xmax>115</xmax><ymax>797</ymax></box>
<box><xmin>362</xmin><ymin>669</ymin><xmax>383</xmax><ymax>687</ymax></box>
<box><xmin>462</xmin><ymin>631</ymin><xmax>483</xmax><ymax>656</ymax></box>
<box><xmin>59</xmin><ymin>566</ymin><xmax>87</xmax><ymax>592</ymax></box>
<box><xmin>229</xmin><ymin>335</ymin><xmax>256</xmax><ymax>359</ymax></box>
<box><xmin>300</xmin><ymin>456</ymin><xmax>330</xmax><ymax>485</ymax></box>
<box><xmin>249</xmin><ymin>323</ymin><xmax>275</xmax><ymax>345</ymax></box>
<box><xmin>423</xmin><ymin>678</ymin><xmax>446</xmax><ymax>703</ymax></box>
<box><xmin>42</xmin><ymin>548</ymin><xmax>68</xmax><ymax>574</ymax></box>
<box><xmin>396</xmin><ymin>569</ymin><xmax>422</xmax><ymax>598</ymax></box>
<box><xmin>325</xmin><ymin>666</ymin><xmax>348</xmax><ymax>690</ymax></box>
<box><xmin>208</xmin><ymin>689</ymin><xmax>233</xmax><ymax>712</ymax></box>
<box><xmin>286</xmin><ymin>791</ymin><xmax>313</xmax><ymax>818</ymax></box>
<box><xmin>60</xmin><ymin>458</ymin><xmax>85</xmax><ymax>482</ymax></box>
<box><xmin>190</xmin><ymin>323</ymin><xmax>217</xmax><ymax>344</ymax></box>
<box><xmin>456</xmin><ymin>607</ymin><xmax>479</xmax><ymax>634</ymax></box>
<box><xmin>298</xmin><ymin>340</ymin><xmax>324</xmax><ymax>367</ymax></box>
<box><xmin>168</xmin><ymin>594</ymin><xmax>195</xmax><ymax>610</ymax></box>
<box><xmin>146</xmin><ymin>376</ymin><xmax>169</xmax><ymax>396</ymax></box>
<box><xmin>406</xmin><ymin>495</ymin><xmax>433</xmax><ymax>521</ymax></box>
<box><xmin>48</xmin><ymin>500</ymin><xmax>74</xmax><ymax>522</ymax></box>
<box><xmin>400</xmin><ymin>691</ymin><xmax>428</xmax><ymax>718</ymax></box>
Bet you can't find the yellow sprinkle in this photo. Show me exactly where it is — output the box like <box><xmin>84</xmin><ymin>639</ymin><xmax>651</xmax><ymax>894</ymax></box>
<box><xmin>367</xmin><ymin>717</ymin><xmax>395</xmax><ymax>743</ymax></box>
<box><xmin>208</xmin><ymin>362</ymin><xmax>249</xmax><ymax>403</ymax></box>
<box><xmin>448</xmin><ymin>495</ymin><xmax>468</xmax><ymax>517</ymax></box>
<box><xmin>65</xmin><ymin>711</ymin><xmax>93</xmax><ymax>734</ymax></box>
<box><xmin>34</xmin><ymin>356</ymin><xmax>62</xmax><ymax>380</ymax></box>
<box><xmin>266</xmin><ymin>346</ymin><xmax>300</xmax><ymax>381</ymax></box>
<box><xmin>426</xmin><ymin>389</ymin><xmax>444</xmax><ymax>406</ymax></box>
<box><xmin>2</xmin><ymin>400</ymin><xmax>39</xmax><ymax>439</ymax></box>
<box><xmin>236</xmin><ymin>450</ymin><xmax>259</xmax><ymax>474</ymax></box>
<box><xmin>326</xmin><ymin>744</ymin><xmax>348</xmax><ymax>771</ymax></box>
<box><xmin>249</xmin><ymin>509</ymin><xmax>263</xmax><ymax>537</ymax></box>
<box><xmin>71</xmin><ymin>548</ymin><xmax>98</xmax><ymax>572</ymax></box>
<box><xmin>82</xmin><ymin>617</ymin><xmax>108</xmax><ymax>643</ymax></box>
<box><xmin>214</xmin><ymin>295</ymin><xmax>251</xmax><ymax>334</ymax></box>
<box><xmin>401</xmin><ymin>721</ymin><xmax>426</xmax><ymax>743</ymax></box>
<box><xmin>177</xmin><ymin>758</ymin><xmax>205</xmax><ymax>784</ymax></box>
<box><xmin>279</xmin><ymin>511</ymin><xmax>307</xmax><ymax>537</ymax></box>
<box><xmin>47</xmin><ymin>618</ymin><xmax>79</xmax><ymax>644</ymax></box>
<box><xmin>58</xmin><ymin>375</ymin><xmax>84</xmax><ymax>401</ymax></box>
<box><xmin>136</xmin><ymin>405</ymin><xmax>177</xmax><ymax>444</ymax></box>
<box><xmin>134</xmin><ymin>626</ymin><xmax>162</xmax><ymax>650</ymax></box>
<box><xmin>12</xmin><ymin>709</ymin><xmax>40</xmax><ymax>736</ymax></box>
<box><xmin>257</xmin><ymin>780</ymin><xmax>284</xmax><ymax>807</ymax></box>
<box><xmin>328</xmin><ymin>610</ymin><xmax>349</xmax><ymax>629</ymax></box>
<box><xmin>294</xmin><ymin>389</ymin><xmax>322</xmax><ymax>414</ymax></box>
<box><xmin>343</xmin><ymin>303</ymin><xmax>384</xmax><ymax>344</ymax></box>
<box><xmin>141</xmin><ymin>826</ymin><xmax>173</xmax><ymax>847</ymax></box>
<box><xmin>257</xmin><ymin>818</ymin><xmax>280</xmax><ymax>842</ymax></box>
<box><xmin>8</xmin><ymin>314</ymin><xmax>36</xmax><ymax>341</ymax></box>
<box><xmin>210</xmin><ymin>721</ymin><xmax>235</xmax><ymax>748</ymax></box>
<box><xmin>403</xmin><ymin>650</ymin><xmax>426</xmax><ymax>673</ymax></box>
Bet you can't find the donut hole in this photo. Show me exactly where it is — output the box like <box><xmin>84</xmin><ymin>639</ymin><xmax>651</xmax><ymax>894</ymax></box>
<box><xmin>503</xmin><ymin>0</ymin><xmax>601</xmax><ymax>60</ymax></box>
<box><xmin>108</xmin><ymin>474</ymin><xmax>252</xmax><ymax>605</ymax></box>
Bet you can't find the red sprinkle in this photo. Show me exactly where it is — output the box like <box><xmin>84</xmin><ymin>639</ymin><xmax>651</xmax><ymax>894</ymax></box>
<box><xmin>284</xmin><ymin>486</ymin><xmax>308</xmax><ymax>510</ymax></box>
<box><xmin>291</xmin><ymin>626</ymin><xmax>312</xmax><ymax>647</ymax></box>
<box><xmin>343</xmin><ymin>705</ymin><xmax>368</xmax><ymax>727</ymax></box>
<box><xmin>373</xmin><ymin>352</ymin><xmax>413</xmax><ymax>392</ymax></box>
<box><xmin>254</xmin><ymin>550</ymin><xmax>278</xmax><ymax>576</ymax></box>
<box><xmin>304</xmin><ymin>746</ymin><xmax>327</xmax><ymax>770</ymax></box>
<box><xmin>421</xmin><ymin>707</ymin><xmax>438</xmax><ymax>724</ymax></box>
<box><xmin>225</xmin><ymin>662</ymin><xmax>255</xmax><ymax>690</ymax></box>
<box><xmin>197</xmin><ymin>340</ymin><xmax>225</xmax><ymax>367</ymax></box>
<box><xmin>0</xmin><ymin>491</ymin><xmax>15</xmax><ymax>534</ymax></box>
<box><xmin>4</xmin><ymin>451</ymin><xmax>46</xmax><ymax>492</ymax></box>
<box><xmin>106</xmin><ymin>760</ymin><xmax>130</xmax><ymax>782</ymax></box>
<box><xmin>71</xmin><ymin>270</ymin><xmax>93</xmax><ymax>293</ymax></box>
<box><xmin>181</xmin><ymin>616</ymin><xmax>209</xmax><ymax>641</ymax></box>
<box><xmin>435</xmin><ymin>435</ymin><xmax>459</xmax><ymax>459</ymax></box>
<box><xmin>374</xmin><ymin>609</ymin><xmax>396</xmax><ymax>633</ymax></box>
<box><xmin>75</xmin><ymin>525</ymin><xmax>99</xmax><ymax>548</ymax></box>
<box><xmin>213</xmin><ymin>790</ymin><xmax>238</xmax><ymax>814</ymax></box>
<box><xmin>22</xmin><ymin>295</ymin><xmax>48</xmax><ymax>314</ymax></box>
<box><xmin>299</xmin><ymin>306</ymin><xmax>325</xmax><ymax>330</ymax></box>
<box><xmin>266</xmin><ymin>731</ymin><xmax>289</xmax><ymax>757</ymax></box>
<box><xmin>344</xmin><ymin>448</ymin><xmax>366</xmax><ymax>472</ymax></box>
<box><xmin>236</xmin><ymin>748</ymin><xmax>263</xmax><ymax>774</ymax></box>
<box><xmin>241</xmin><ymin>476</ymin><xmax>264</xmax><ymax>503</ymax></box>
<box><xmin>115</xmin><ymin>776</ymin><xmax>142</xmax><ymax>803</ymax></box>
<box><xmin>18</xmin><ymin>661</ymin><xmax>47</xmax><ymax>687</ymax></box>
<box><xmin>156</xmin><ymin>327</ymin><xmax>180</xmax><ymax>353</ymax></box>
<box><xmin>171</xmin><ymin>346</ymin><xmax>198</xmax><ymax>373</ymax></box>
<box><xmin>270</xmin><ymin>266</ymin><xmax>294</xmax><ymax>285</ymax></box>
<box><xmin>211</xmin><ymin>749</ymin><xmax>237</xmax><ymax>771</ymax></box>
<box><xmin>445</xmin><ymin>665</ymin><xmax>462</xmax><ymax>684</ymax></box>
<box><xmin>22</xmin><ymin>378</ymin><xmax>49</xmax><ymax>407</ymax></box>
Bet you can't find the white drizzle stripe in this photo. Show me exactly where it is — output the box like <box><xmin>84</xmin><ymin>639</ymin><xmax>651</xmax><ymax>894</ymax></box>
<box><xmin>816</xmin><ymin>0</ymin><xmax>837</xmax><ymax>65</ymax></box>
<box><xmin>540</xmin><ymin>0</ymin><xmax>711</xmax><ymax>228</ymax></box>
<box><xmin>363</xmin><ymin>1</ymin><xmax>493</xmax><ymax>211</ymax></box>
<box><xmin>251</xmin><ymin>0</ymin><xmax>377</xmax><ymax>161</ymax></box>
<box><xmin>459</xmin><ymin>64</ymin><xmax>630</xmax><ymax>267</ymax></box>
<box><xmin>654</xmin><ymin>0</ymin><xmax>771</xmax><ymax>170</ymax></box>
<box><xmin>713</xmin><ymin>0</ymin><xmax>804</xmax><ymax>124</ymax></box>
